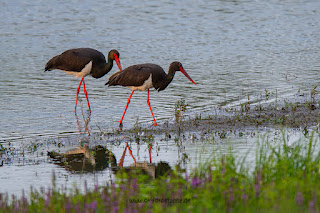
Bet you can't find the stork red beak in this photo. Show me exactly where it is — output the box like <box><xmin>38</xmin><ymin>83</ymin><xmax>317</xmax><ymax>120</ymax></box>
<box><xmin>180</xmin><ymin>66</ymin><xmax>196</xmax><ymax>85</ymax></box>
<box><xmin>114</xmin><ymin>54</ymin><xmax>122</xmax><ymax>71</ymax></box>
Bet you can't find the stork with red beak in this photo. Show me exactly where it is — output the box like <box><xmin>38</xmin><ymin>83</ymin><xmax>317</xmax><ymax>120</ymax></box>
<box><xmin>45</xmin><ymin>48</ymin><xmax>122</xmax><ymax>114</ymax></box>
<box><xmin>106</xmin><ymin>61</ymin><xmax>196</xmax><ymax>127</ymax></box>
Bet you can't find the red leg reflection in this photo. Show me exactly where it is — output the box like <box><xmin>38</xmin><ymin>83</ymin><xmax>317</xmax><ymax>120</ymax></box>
<box><xmin>118</xmin><ymin>145</ymin><xmax>128</xmax><ymax>167</ymax></box>
<box><xmin>148</xmin><ymin>142</ymin><xmax>152</xmax><ymax>163</ymax></box>
<box><xmin>118</xmin><ymin>142</ymin><xmax>136</xmax><ymax>167</ymax></box>
<box><xmin>127</xmin><ymin>143</ymin><xmax>136</xmax><ymax>164</ymax></box>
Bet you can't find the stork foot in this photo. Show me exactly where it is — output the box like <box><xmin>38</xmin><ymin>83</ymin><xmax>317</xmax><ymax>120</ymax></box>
<box><xmin>119</xmin><ymin>121</ymin><xmax>123</xmax><ymax>130</ymax></box>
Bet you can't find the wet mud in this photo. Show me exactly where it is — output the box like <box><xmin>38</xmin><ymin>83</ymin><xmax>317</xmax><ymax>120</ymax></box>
<box><xmin>117</xmin><ymin>100</ymin><xmax>320</xmax><ymax>140</ymax></box>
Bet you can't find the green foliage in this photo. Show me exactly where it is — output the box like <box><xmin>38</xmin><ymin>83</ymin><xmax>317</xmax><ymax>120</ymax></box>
<box><xmin>174</xmin><ymin>98</ymin><xmax>188</xmax><ymax>136</ymax></box>
<box><xmin>1</xmin><ymin>132</ymin><xmax>320</xmax><ymax>212</ymax></box>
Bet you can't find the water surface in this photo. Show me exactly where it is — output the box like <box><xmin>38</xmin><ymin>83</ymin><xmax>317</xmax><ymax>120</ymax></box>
<box><xmin>1</xmin><ymin>0</ymin><xmax>320</xmax><ymax>197</ymax></box>
<box><xmin>1</xmin><ymin>0</ymin><xmax>320</xmax><ymax>140</ymax></box>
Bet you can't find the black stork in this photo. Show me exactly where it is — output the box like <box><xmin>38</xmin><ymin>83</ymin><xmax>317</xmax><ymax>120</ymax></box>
<box><xmin>105</xmin><ymin>61</ymin><xmax>196</xmax><ymax>127</ymax></box>
<box><xmin>45</xmin><ymin>48</ymin><xmax>122</xmax><ymax>114</ymax></box>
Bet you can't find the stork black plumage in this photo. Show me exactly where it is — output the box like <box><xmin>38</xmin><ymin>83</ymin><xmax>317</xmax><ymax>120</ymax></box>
<box><xmin>106</xmin><ymin>61</ymin><xmax>196</xmax><ymax>126</ymax></box>
<box><xmin>45</xmin><ymin>48</ymin><xmax>122</xmax><ymax>114</ymax></box>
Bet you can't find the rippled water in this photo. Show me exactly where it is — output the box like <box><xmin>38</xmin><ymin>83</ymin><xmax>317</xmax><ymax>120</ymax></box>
<box><xmin>1</xmin><ymin>0</ymin><xmax>320</xmax><ymax>140</ymax></box>
<box><xmin>1</xmin><ymin>0</ymin><xmax>320</xmax><ymax>196</ymax></box>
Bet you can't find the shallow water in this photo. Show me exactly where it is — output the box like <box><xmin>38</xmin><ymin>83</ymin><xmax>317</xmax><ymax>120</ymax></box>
<box><xmin>1</xmin><ymin>0</ymin><xmax>320</xmax><ymax>196</ymax></box>
<box><xmin>0</xmin><ymin>128</ymin><xmax>305</xmax><ymax>197</ymax></box>
<box><xmin>1</xmin><ymin>0</ymin><xmax>320</xmax><ymax>140</ymax></box>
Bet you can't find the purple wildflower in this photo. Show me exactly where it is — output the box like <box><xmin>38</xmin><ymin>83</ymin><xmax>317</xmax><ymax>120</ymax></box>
<box><xmin>221</xmin><ymin>168</ymin><xmax>226</xmax><ymax>177</ymax></box>
<box><xmin>191</xmin><ymin>176</ymin><xmax>202</xmax><ymax>188</ymax></box>
<box><xmin>45</xmin><ymin>193</ymin><xmax>50</xmax><ymax>207</ymax></box>
<box><xmin>241</xmin><ymin>193</ymin><xmax>248</xmax><ymax>201</ymax></box>
<box><xmin>167</xmin><ymin>183</ymin><xmax>173</xmax><ymax>191</ymax></box>
<box><xmin>256</xmin><ymin>170</ymin><xmax>262</xmax><ymax>183</ymax></box>
<box><xmin>177</xmin><ymin>188</ymin><xmax>183</xmax><ymax>199</ymax></box>
<box><xmin>113</xmin><ymin>206</ymin><xmax>118</xmax><ymax>213</ymax></box>
<box><xmin>255</xmin><ymin>183</ymin><xmax>260</xmax><ymax>197</ymax></box>
<box><xmin>75</xmin><ymin>204</ymin><xmax>80</xmax><ymax>212</ymax></box>
<box><xmin>309</xmin><ymin>200</ymin><xmax>315</xmax><ymax>213</ymax></box>
<box><xmin>132</xmin><ymin>178</ymin><xmax>138</xmax><ymax>190</ymax></box>
<box><xmin>309</xmin><ymin>195</ymin><xmax>317</xmax><ymax>213</ymax></box>
<box><xmin>14</xmin><ymin>202</ymin><xmax>20</xmax><ymax>212</ymax></box>
<box><xmin>103</xmin><ymin>194</ymin><xmax>110</xmax><ymax>208</ymax></box>
<box><xmin>185</xmin><ymin>172</ymin><xmax>189</xmax><ymax>182</ymax></box>
<box><xmin>228</xmin><ymin>187</ymin><xmax>235</xmax><ymax>203</ymax></box>
<box><xmin>89</xmin><ymin>201</ymin><xmax>97</xmax><ymax>210</ymax></box>
<box><xmin>223</xmin><ymin>190</ymin><xmax>227</xmax><ymax>198</ymax></box>
<box><xmin>138</xmin><ymin>202</ymin><xmax>145</xmax><ymax>208</ymax></box>
<box><xmin>254</xmin><ymin>171</ymin><xmax>262</xmax><ymax>198</ymax></box>
<box><xmin>113</xmin><ymin>201</ymin><xmax>119</xmax><ymax>208</ymax></box>
<box><xmin>120</xmin><ymin>183</ymin><xmax>126</xmax><ymax>191</ymax></box>
<box><xmin>295</xmin><ymin>191</ymin><xmax>304</xmax><ymax>206</ymax></box>
<box><xmin>21</xmin><ymin>190</ymin><xmax>27</xmax><ymax>205</ymax></box>
<box><xmin>112</xmin><ymin>183</ymin><xmax>117</xmax><ymax>200</ymax></box>
<box><xmin>65</xmin><ymin>200</ymin><xmax>71</xmax><ymax>213</ymax></box>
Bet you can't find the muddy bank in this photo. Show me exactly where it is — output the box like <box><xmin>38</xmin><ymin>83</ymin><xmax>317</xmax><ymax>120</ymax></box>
<box><xmin>186</xmin><ymin>102</ymin><xmax>319</xmax><ymax>131</ymax></box>
<box><xmin>114</xmin><ymin>100</ymin><xmax>320</xmax><ymax>140</ymax></box>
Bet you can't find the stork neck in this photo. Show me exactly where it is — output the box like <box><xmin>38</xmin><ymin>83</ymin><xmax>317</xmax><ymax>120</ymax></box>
<box><xmin>105</xmin><ymin>57</ymin><xmax>114</xmax><ymax>72</ymax></box>
<box><xmin>160</xmin><ymin>68</ymin><xmax>176</xmax><ymax>89</ymax></box>
<box><xmin>166</xmin><ymin>68</ymin><xmax>177</xmax><ymax>83</ymax></box>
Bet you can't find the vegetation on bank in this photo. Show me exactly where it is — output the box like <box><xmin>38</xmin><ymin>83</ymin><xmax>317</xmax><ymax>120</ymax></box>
<box><xmin>1</xmin><ymin>131</ymin><xmax>320</xmax><ymax>212</ymax></box>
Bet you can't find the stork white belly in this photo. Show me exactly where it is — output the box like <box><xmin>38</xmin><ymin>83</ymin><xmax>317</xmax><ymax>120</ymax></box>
<box><xmin>129</xmin><ymin>74</ymin><xmax>153</xmax><ymax>91</ymax></box>
<box><xmin>63</xmin><ymin>61</ymin><xmax>92</xmax><ymax>78</ymax></box>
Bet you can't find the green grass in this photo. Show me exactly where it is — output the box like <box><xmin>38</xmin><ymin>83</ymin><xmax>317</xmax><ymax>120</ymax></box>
<box><xmin>1</xmin><ymin>131</ymin><xmax>320</xmax><ymax>212</ymax></box>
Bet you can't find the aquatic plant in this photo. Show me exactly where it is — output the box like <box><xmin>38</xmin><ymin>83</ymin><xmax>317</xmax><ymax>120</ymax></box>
<box><xmin>1</xmin><ymin>132</ymin><xmax>320</xmax><ymax>212</ymax></box>
<box><xmin>174</xmin><ymin>98</ymin><xmax>188</xmax><ymax>136</ymax></box>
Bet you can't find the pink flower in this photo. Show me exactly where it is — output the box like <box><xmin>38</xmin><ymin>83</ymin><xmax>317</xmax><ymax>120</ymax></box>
<box><xmin>191</xmin><ymin>177</ymin><xmax>202</xmax><ymax>188</ymax></box>
<box><xmin>295</xmin><ymin>191</ymin><xmax>304</xmax><ymax>206</ymax></box>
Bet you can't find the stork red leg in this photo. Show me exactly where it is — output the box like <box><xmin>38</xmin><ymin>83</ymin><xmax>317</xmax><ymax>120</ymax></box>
<box><xmin>82</xmin><ymin>79</ymin><xmax>91</xmax><ymax>114</ymax></box>
<box><xmin>119</xmin><ymin>91</ymin><xmax>134</xmax><ymax>126</ymax></box>
<box><xmin>147</xmin><ymin>89</ymin><xmax>158</xmax><ymax>126</ymax></box>
<box><xmin>46</xmin><ymin>49</ymin><xmax>122</xmax><ymax>114</ymax></box>
<box><xmin>75</xmin><ymin>78</ymin><xmax>84</xmax><ymax>113</ymax></box>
